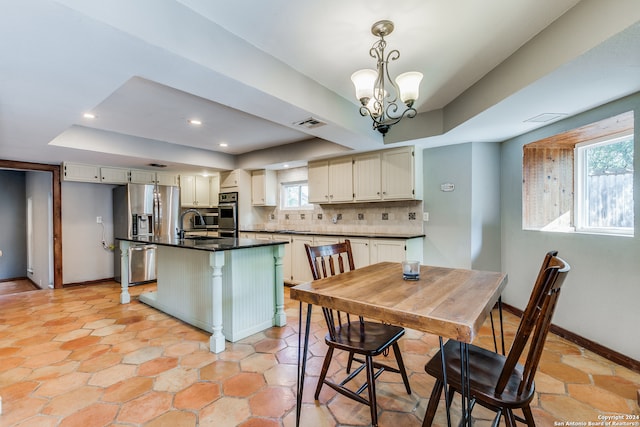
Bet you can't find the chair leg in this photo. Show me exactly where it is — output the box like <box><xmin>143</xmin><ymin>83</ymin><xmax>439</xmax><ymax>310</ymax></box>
<box><xmin>392</xmin><ymin>342</ymin><xmax>412</xmax><ymax>395</ymax></box>
<box><xmin>422</xmin><ymin>379</ymin><xmax>444</xmax><ymax>427</ymax></box>
<box><xmin>314</xmin><ymin>346</ymin><xmax>334</xmax><ymax>400</ymax></box>
<box><xmin>522</xmin><ymin>405</ymin><xmax>536</xmax><ymax>427</ymax></box>
<box><xmin>346</xmin><ymin>351</ymin><xmax>355</xmax><ymax>374</ymax></box>
<box><xmin>365</xmin><ymin>355</ymin><xmax>378</xmax><ymax>426</ymax></box>
<box><xmin>504</xmin><ymin>408</ymin><xmax>517</xmax><ymax>427</ymax></box>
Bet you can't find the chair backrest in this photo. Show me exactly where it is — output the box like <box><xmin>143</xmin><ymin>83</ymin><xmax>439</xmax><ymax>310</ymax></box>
<box><xmin>304</xmin><ymin>239</ymin><xmax>356</xmax><ymax>281</ymax></box>
<box><xmin>496</xmin><ymin>251</ymin><xmax>570</xmax><ymax>396</ymax></box>
<box><xmin>304</xmin><ymin>240</ymin><xmax>358</xmax><ymax>338</ymax></box>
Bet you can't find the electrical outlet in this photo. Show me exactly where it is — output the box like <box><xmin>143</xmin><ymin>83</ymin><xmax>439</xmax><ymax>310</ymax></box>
<box><xmin>423</xmin><ymin>212</ymin><xmax>430</xmax><ymax>222</ymax></box>
<box><xmin>96</xmin><ymin>216</ymin><xmax>102</xmax><ymax>224</ymax></box>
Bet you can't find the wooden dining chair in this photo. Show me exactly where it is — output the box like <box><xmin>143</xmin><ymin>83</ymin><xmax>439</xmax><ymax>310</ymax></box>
<box><xmin>422</xmin><ymin>250</ymin><xmax>570</xmax><ymax>427</ymax></box>
<box><xmin>305</xmin><ymin>240</ymin><xmax>412</xmax><ymax>427</ymax></box>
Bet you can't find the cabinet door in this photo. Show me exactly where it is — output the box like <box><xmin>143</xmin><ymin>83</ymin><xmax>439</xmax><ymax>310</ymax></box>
<box><xmin>220</xmin><ymin>170</ymin><xmax>238</xmax><ymax>188</ymax></box>
<box><xmin>291</xmin><ymin>235</ymin><xmax>314</xmax><ymax>283</ymax></box>
<box><xmin>195</xmin><ymin>176</ymin><xmax>210</xmax><ymax>206</ymax></box>
<box><xmin>252</xmin><ymin>170</ymin><xmax>277</xmax><ymax>206</ymax></box>
<box><xmin>313</xmin><ymin>236</ymin><xmax>341</xmax><ymax>246</ymax></box>
<box><xmin>180</xmin><ymin>175</ymin><xmax>196</xmax><ymax>207</ymax></box>
<box><xmin>370</xmin><ymin>239</ymin><xmax>406</xmax><ymax>263</ymax></box>
<box><xmin>308</xmin><ymin>160</ymin><xmax>329</xmax><ymax>203</ymax></box>
<box><xmin>354</xmin><ymin>152</ymin><xmax>382</xmax><ymax>201</ymax></box>
<box><xmin>209</xmin><ymin>174</ymin><xmax>220</xmax><ymax>207</ymax></box>
<box><xmin>328</xmin><ymin>157</ymin><xmax>353</xmax><ymax>202</ymax></box>
<box><xmin>251</xmin><ymin>171</ymin><xmax>266</xmax><ymax>206</ymax></box>
<box><xmin>62</xmin><ymin>162</ymin><xmax>100</xmax><ymax>182</ymax></box>
<box><xmin>382</xmin><ymin>147</ymin><xmax>415</xmax><ymax>200</ymax></box>
<box><xmin>129</xmin><ymin>170</ymin><xmax>156</xmax><ymax>184</ymax></box>
<box><xmin>156</xmin><ymin>172</ymin><xmax>179</xmax><ymax>186</ymax></box>
<box><xmin>348</xmin><ymin>238</ymin><xmax>371</xmax><ymax>269</ymax></box>
<box><xmin>100</xmin><ymin>167</ymin><xmax>130</xmax><ymax>184</ymax></box>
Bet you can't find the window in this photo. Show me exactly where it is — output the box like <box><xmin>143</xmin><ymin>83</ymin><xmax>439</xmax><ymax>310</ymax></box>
<box><xmin>575</xmin><ymin>133</ymin><xmax>634</xmax><ymax>234</ymax></box>
<box><xmin>522</xmin><ymin>111</ymin><xmax>634</xmax><ymax>236</ymax></box>
<box><xmin>281</xmin><ymin>181</ymin><xmax>312</xmax><ymax>209</ymax></box>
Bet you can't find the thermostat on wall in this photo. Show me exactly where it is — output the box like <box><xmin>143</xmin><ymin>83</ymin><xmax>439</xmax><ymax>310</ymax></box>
<box><xmin>440</xmin><ymin>183</ymin><xmax>455</xmax><ymax>192</ymax></box>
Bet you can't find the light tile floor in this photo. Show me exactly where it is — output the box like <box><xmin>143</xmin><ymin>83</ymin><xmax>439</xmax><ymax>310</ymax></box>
<box><xmin>0</xmin><ymin>282</ymin><xmax>638</xmax><ymax>426</ymax></box>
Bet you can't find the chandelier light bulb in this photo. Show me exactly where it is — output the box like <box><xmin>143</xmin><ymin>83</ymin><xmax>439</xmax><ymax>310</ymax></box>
<box><xmin>351</xmin><ymin>69</ymin><xmax>377</xmax><ymax>105</ymax></box>
<box><xmin>396</xmin><ymin>71</ymin><xmax>423</xmax><ymax>106</ymax></box>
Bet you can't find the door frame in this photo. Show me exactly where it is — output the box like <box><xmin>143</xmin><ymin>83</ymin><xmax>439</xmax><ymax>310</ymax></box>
<box><xmin>0</xmin><ymin>160</ymin><xmax>62</xmax><ymax>289</ymax></box>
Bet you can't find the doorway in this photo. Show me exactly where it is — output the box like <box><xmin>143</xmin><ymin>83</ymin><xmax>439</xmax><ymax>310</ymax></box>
<box><xmin>0</xmin><ymin>160</ymin><xmax>62</xmax><ymax>289</ymax></box>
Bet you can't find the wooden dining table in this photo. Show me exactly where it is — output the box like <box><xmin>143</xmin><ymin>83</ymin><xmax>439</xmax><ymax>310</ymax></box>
<box><xmin>290</xmin><ymin>261</ymin><xmax>508</xmax><ymax>427</ymax></box>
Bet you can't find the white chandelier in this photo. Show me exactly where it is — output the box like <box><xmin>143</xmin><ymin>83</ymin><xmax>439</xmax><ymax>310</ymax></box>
<box><xmin>351</xmin><ymin>20</ymin><xmax>423</xmax><ymax>136</ymax></box>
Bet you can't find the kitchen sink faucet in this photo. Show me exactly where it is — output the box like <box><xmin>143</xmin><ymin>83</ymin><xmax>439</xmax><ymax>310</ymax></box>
<box><xmin>177</xmin><ymin>209</ymin><xmax>204</xmax><ymax>240</ymax></box>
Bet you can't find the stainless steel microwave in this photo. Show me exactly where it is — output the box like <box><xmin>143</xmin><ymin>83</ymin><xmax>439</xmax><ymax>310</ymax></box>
<box><xmin>193</xmin><ymin>212</ymin><xmax>219</xmax><ymax>229</ymax></box>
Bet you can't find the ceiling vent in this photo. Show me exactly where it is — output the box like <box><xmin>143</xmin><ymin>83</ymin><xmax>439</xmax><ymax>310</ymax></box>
<box><xmin>293</xmin><ymin>117</ymin><xmax>326</xmax><ymax>129</ymax></box>
<box><xmin>524</xmin><ymin>113</ymin><xmax>567</xmax><ymax>123</ymax></box>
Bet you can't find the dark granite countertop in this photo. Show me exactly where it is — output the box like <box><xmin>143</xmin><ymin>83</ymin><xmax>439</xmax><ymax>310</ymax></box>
<box><xmin>241</xmin><ymin>230</ymin><xmax>425</xmax><ymax>240</ymax></box>
<box><xmin>116</xmin><ymin>236</ymin><xmax>288</xmax><ymax>252</ymax></box>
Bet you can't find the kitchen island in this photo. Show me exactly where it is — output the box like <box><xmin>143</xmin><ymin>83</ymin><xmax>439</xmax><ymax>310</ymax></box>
<box><xmin>117</xmin><ymin>236</ymin><xmax>287</xmax><ymax>353</ymax></box>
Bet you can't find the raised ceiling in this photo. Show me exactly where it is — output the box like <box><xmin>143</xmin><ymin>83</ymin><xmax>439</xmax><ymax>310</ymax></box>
<box><xmin>1</xmin><ymin>1</ymin><xmax>639</xmax><ymax>173</ymax></box>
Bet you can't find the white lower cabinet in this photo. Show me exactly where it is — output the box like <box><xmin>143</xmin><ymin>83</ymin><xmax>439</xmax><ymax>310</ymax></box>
<box><xmin>370</xmin><ymin>239</ymin><xmax>406</xmax><ymax>264</ymax></box>
<box><xmin>347</xmin><ymin>238</ymin><xmax>371</xmax><ymax>269</ymax></box>
<box><xmin>313</xmin><ymin>236</ymin><xmax>341</xmax><ymax>246</ymax></box>
<box><xmin>287</xmin><ymin>234</ymin><xmax>424</xmax><ymax>283</ymax></box>
<box><xmin>291</xmin><ymin>235</ymin><xmax>314</xmax><ymax>284</ymax></box>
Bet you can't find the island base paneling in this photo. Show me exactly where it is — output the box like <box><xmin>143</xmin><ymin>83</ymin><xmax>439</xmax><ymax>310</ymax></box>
<box><xmin>137</xmin><ymin>243</ymin><xmax>284</xmax><ymax>352</ymax></box>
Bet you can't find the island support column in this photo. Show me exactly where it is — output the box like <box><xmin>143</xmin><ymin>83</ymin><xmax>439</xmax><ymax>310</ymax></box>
<box><xmin>209</xmin><ymin>251</ymin><xmax>226</xmax><ymax>353</ymax></box>
<box><xmin>119</xmin><ymin>240</ymin><xmax>131</xmax><ymax>304</ymax></box>
<box><xmin>273</xmin><ymin>244</ymin><xmax>286</xmax><ymax>326</ymax></box>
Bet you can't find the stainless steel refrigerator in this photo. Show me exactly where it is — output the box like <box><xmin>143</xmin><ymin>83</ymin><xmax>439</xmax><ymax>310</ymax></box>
<box><xmin>113</xmin><ymin>183</ymin><xmax>180</xmax><ymax>284</ymax></box>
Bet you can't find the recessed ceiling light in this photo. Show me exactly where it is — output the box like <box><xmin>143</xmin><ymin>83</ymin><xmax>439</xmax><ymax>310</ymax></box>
<box><xmin>219</xmin><ymin>143</ymin><xmax>228</xmax><ymax>147</ymax></box>
<box><xmin>188</xmin><ymin>119</ymin><xmax>202</xmax><ymax>125</ymax></box>
<box><xmin>283</xmin><ymin>164</ymin><xmax>289</xmax><ymax>168</ymax></box>
<box><xmin>83</xmin><ymin>113</ymin><xmax>96</xmax><ymax>119</ymax></box>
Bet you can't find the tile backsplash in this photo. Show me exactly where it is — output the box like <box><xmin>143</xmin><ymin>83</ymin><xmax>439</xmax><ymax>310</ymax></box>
<box><xmin>253</xmin><ymin>200</ymin><xmax>423</xmax><ymax>235</ymax></box>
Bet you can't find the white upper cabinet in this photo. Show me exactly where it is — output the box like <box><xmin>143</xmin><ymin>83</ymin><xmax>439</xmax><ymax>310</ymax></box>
<box><xmin>251</xmin><ymin>170</ymin><xmax>277</xmax><ymax>206</ymax></box>
<box><xmin>220</xmin><ymin>170</ymin><xmax>239</xmax><ymax>189</ymax></box>
<box><xmin>308</xmin><ymin>160</ymin><xmax>329</xmax><ymax>203</ymax></box>
<box><xmin>308</xmin><ymin>158</ymin><xmax>353</xmax><ymax>204</ymax></box>
<box><xmin>308</xmin><ymin>146</ymin><xmax>421</xmax><ymax>204</ymax></box>
<box><xmin>100</xmin><ymin>167</ymin><xmax>130</xmax><ymax>184</ymax></box>
<box><xmin>156</xmin><ymin>172</ymin><xmax>179</xmax><ymax>186</ymax></box>
<box><xmin>62</xmin><ymin>162</ymin><xmax>100</xmax><ymax>182</ymax></box>
<box><xmin>353</xmin><ymin>152</ymin><xmax>382</xmax><ymax>201</ymax></box>
<box><xmin>329</xmin><ymin>157</ymin><xmax>354</xmax><ymax>203</ymax></box>
<box><xmin>180</xmin><ymin>175</ymin><xmax>211</xmax><ymax>207</ymax></box>
<box><xmin>129</xmin><ymin>169</ymin><xmax>156</xmax><ymax>184</ymax></box>
<box><xmin>381</xmin><ymin>146</ymin><xmax>418</xmax><ymax>200</ymax></box>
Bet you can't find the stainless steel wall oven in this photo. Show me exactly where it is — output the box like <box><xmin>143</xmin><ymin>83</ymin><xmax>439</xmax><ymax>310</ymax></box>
<box><xmin>218</xmin><ymin>192</ymin><xmax>238</xmax><ymax>237</ymax></box>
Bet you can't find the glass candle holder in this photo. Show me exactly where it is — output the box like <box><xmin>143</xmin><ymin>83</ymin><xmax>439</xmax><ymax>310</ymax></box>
<box><xmin>402</xmin><ymin>260</ymin><xmax>420</xmax><ymax>280</ymax></box>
